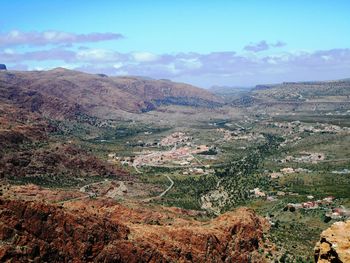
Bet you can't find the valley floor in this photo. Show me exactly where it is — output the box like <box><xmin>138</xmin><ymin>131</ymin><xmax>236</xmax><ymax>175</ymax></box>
<box><xmin>1</xmin><ymin>104</ymin><xmax>350</xmax><ymax>262</ymax></box>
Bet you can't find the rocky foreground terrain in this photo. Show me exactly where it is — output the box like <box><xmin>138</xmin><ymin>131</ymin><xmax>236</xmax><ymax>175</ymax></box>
<box><xmin>314</xmin><ymin>220</ymin><xmax>350</xmax><ymax>263</ymax></box>
<box><xmin>0</xmin><ymin>186</ymin><xmax>274</xmax><ymax>262</ymax></box>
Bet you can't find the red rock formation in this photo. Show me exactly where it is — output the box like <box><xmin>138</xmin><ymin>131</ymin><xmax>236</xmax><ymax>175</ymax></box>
<box><xmin>0</xmin><ymin>198</ymin><xmax>143</xmax><ymax>262</ymax></box>
<box><xmin>0</xmin><ymin>197</ymin><xmax>271</xmax><ymax>262</ymax></box>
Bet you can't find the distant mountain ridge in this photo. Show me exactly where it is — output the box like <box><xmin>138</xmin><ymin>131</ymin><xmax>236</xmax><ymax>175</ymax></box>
<box><xmin>0</xmin><ymin>68</ymin><xmax>223</xmax><ymax>120</ymax></box>
<box><xmin>252</xmin><ymin>78</ymin><xmax>350</xmax><ymax>91</ymax></box>
<box><xmin>230</xmin><ymin>78</ymin><xmax>350</xmax><ymax>113</ymax></box>
<box><xmin>251</xmin><ymin>78</ymin><xmax>350</xmax><ymax>99</ymax></box>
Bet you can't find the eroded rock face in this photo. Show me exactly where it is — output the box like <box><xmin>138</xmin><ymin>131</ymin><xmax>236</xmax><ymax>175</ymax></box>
<box><xmin>0</xmin><ymin>198</ymin><xmax>160</xmax><ymax>262</ymax></box>
<box><xmin>0</xmin><ymin>197</ymin><xmax>272</xmax><ymax>262</ymax></box>
<box><xmin>314</xmin><ymin>220</ymin><xmax>350</xmax><ymax>262</ymax></box>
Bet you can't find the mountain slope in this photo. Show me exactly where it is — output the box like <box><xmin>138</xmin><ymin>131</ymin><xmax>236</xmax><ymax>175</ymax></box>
<box><xmin>0</xmin><ymin>68</ymin><xmax>222</xmax><ymax>120</ymax></box>
<box><xmin>0</xmin><ymin>93</ymin><xmax>128</xmax><ymax>183</ymax></box>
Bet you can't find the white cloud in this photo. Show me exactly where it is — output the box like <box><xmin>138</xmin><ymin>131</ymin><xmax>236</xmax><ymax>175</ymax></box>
<box><xmin>132</xmin><ymin>52</ymin><xmax>159</xmax><ymax>62</ymax></box>
<box><xmin>178</xmin><ymin>58</ymin><xmax>202</xmax><ymax>69</ymax></box>
<box><xmin>76</xmin><ymin>49</ymin><xmax>122</xmax><ymax>62</ymax></box>
<box><xmin>113</xmin><ymin>62</ymin><xmax>123</xmax><ymax>69</ymax></box>
<box><xmin>4</xmin><ymin>48</ymin><xmax>15</xmax><ymax>54</ymax></box>
<box><xmin>77</xmin><ymin>49</ymin><xmax>108</xmax><ymax>60</ymax></box>
<box><xmin>0</xmin><ymin>30</ymin><xmax>124</xmax><ymax>47</ymax></box>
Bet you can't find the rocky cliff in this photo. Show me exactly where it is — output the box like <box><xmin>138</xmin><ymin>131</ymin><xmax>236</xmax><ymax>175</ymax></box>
<box><xmin>0</xmin><ymin>197</ymin><xmax>272</xmax><ymax>262</ymax></box>
<box><xmin>0</xmin><ymin>198</ymin><xmax>137</xmax><ymax>262</ymax></box>
<box><xmin>314</xmin><ymin>220</ymin><xmax>350</xmax><ymax>262</ymax></box>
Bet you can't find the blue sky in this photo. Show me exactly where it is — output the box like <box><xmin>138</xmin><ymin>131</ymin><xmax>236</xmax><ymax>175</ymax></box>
<box><xmin>1</xmin><ymin>0</ymin><xmax>350</xmax><ymax>87</ymax></box>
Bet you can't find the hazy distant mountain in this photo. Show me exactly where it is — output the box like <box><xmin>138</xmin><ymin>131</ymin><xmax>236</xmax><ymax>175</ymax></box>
<box><xmin>209</xmin><ymin>85</ymin><xmax>252</xmax><ymax>104</ymax></box>
<box><xmin>252</xmin><ymin>79</ymin><xmax>350</xmax><ymax>99</ymax></box>
<box><xmin>209</xmin><ymin>85</ymin><xmax>252</xmax><ymax>94</ymax></box>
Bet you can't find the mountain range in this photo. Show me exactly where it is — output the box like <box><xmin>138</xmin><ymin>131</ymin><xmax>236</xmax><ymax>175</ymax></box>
<box><xmin>0</xmin><ymin>68</ymin><xmax>222</xmax><ymax>120</ymax></box>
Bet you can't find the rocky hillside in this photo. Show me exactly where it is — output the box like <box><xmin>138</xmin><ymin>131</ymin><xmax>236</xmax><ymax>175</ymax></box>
<box><xmin>0</xmin><ymin>101</ymin><xmax>49</xmax><ymax>151</ymax></box>
<box><xmin>0</xmin><ymin>196</ymin><xmax>272</xmax><ymax>262</ymax></box>
<box><xmin>0</xmin><ymin>68</ymin><xmax>222</xmax><ymax>120</ymax></box>
<box><xmin>0</xmin><ymin>95</ymin><xmax>129</xmax><ymax>184</ymax></box>
<box><xmin>314</xmin><ymin>220</ymin><xmax>350</xmax><ymax>263</ymax></box>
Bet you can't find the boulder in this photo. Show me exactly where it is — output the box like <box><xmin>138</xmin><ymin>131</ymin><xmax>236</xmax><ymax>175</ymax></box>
<box><xmin>0</xmin><ymin>64</ymin><xmax>7</xmax><ymax>70</ymax></box>
<box><xmin>314</xmin><ymin>220</ymin><xmax>350</xmax><ymax>262</ymax></box>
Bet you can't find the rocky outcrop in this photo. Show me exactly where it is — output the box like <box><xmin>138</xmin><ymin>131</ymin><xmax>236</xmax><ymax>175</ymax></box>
<box><xmin>0</xmin><ymin>198</ymin><xmax>154</xmax><ymax>262</ymax></box>
<box><xmin>314</xmin><ymin>220</ymin><xmax>350</xmax><ymax>262</ymax></box>
<box><xmin>0</xmin><ymin>197</ymin><xmax>272</xmax><ymax>262</ymax></box>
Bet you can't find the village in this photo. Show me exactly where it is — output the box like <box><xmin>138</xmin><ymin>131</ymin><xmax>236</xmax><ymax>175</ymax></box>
<box><xmin>272</xmin><ymin>121</ymin><xmax>350</xmax><ymax>134</ymax></box>
<box><xmin>249</xmin><ymin>186</ymin><xmax>350</xmax><ymax>223</ymax></box>
<box><xmin>132</xmin><ymin>144</ymin><xmax>210</xmax><ymax>168</ymax></box>
<box><xmin>108</xmin><ymin>132</ymin><xmax>216</xmax><ymax>175</ymax></box>
<box><xmin>279</xmin><ymin>152</ymin><xmax>325</xmax><ymax>164</ymax></box>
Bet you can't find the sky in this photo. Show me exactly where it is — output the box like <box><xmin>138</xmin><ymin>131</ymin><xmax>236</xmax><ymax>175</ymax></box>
<box><xmin>1</xmin><ymin>0</ymin><xmax>350</xmax><ymax>88</ymax></box>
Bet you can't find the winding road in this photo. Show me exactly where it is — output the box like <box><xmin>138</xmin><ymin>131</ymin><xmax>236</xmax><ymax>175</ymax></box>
<box><xmin>142</xmin><ymin>174</ymin><xmax>175</xmax><ymax>202</ymax></box>
<box><xmin>159</xmin><ymin>174</ymin><xmax>174</xmax><ymax>197</ymax></box>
